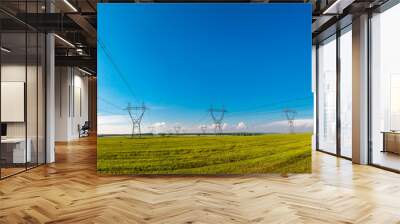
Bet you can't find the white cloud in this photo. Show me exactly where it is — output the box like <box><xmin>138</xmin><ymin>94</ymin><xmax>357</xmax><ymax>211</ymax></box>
<box><xmin>98</xmin><ymin>115</ymin><xmax>131</xmax><ymax>135</ymax></box>
<box><xmin>255</xmin><ymin>119</ymin><xmax>313</xmax><ymax>133</ymax></box>
<box><xmin>153</xmin><ymin>122</ymin><xmax>166</xmax><ymax>128</ymax></box>
<box><xmin>222</xmin><ymin>123</ymin><xmax>228</xmax><ymax>130</ymax></box>
<box><xmin>236</xmin><ymin>121</ymin><xmax>247</xmax><ymax>130</ymax></box>
<box><xmin>209</xmin><ymin>123</ymin><xmax>229</xmax><ymax>130</ymax></box>
<box><xmin>98</xmin><ymin>114</ymin><xmax>313</xmax><ymax>135</ymax></box>
<box><xmin>150</xmin><ymin>122</ymin><xmax>167</xmax><ymax>133</ymax></box>
<box><xmin>98</xmin><ymin>115</ymin><xmax>170</xmax><ymax>135</ymax></box>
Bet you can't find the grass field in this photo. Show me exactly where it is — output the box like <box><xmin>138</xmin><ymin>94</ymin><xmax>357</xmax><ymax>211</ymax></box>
<box><xmin>97</xmin><ymin>133</ymin><xmax>312</xmax><ymax>174</ymax></box>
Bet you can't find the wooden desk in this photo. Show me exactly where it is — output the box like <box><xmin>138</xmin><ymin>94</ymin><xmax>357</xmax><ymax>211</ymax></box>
<box><xmin>382</xmin><ymin>131</ymin><xmax>400</xmax><ymax>154</ymax></box>
<box><xmin>1</xmin><ymin>138</ymin><xmax>31</xmax><ymax>164</ymax></box>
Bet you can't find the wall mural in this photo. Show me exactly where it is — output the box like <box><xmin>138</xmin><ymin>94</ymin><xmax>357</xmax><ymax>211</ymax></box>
<box><xmin>97</xmin><ymin>3</ymin><xmax>312</xmax><ymax>174</ymax></box>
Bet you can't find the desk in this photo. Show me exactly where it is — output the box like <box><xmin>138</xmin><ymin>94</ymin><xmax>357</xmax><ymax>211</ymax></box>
<box><xmin>1</xmin><ymin>138</ymin><xmax>31</xmax><ymax>164</ymax></box>
<box><xmin>382</xmin><ymin>131</ymin><xmax>400</xmax><ymax>154</ymax></box>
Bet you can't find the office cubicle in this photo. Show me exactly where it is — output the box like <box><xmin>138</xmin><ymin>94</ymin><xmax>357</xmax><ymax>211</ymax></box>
<box><xmin>0</xmin><ymin>1</ymin><xmax>46</xmax><ymax>179</ymax></box>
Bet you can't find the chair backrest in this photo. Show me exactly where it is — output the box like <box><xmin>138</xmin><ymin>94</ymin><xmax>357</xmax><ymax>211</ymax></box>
<box><xmin>82</xmin><ymin>121</ymin><xmax>90</xmax><ymax>129</ymax></box>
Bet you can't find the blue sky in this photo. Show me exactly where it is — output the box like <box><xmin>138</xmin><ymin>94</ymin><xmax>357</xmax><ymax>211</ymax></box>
<box><xmin>98</xmin><ymin>3</ymin><xmax>313</xmax><ymax>134</ymax></box>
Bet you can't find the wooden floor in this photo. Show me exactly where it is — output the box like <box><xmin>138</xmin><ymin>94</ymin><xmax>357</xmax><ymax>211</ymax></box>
<box><xmin>1</xmin><ymin>137</ymin><xmax>400</xmax><ymax>223</ymax></box>
<box><xmin>1</xmin><ymin>167</ymin><xmax>26</xmax><ymax>178</ymax></box>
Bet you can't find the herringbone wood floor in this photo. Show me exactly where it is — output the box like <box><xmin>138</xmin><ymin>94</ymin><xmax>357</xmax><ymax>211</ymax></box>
<box><xmin>1</xmin><ymin>137</ymin><xmax>400</xmax><ymax>224</ymax></box>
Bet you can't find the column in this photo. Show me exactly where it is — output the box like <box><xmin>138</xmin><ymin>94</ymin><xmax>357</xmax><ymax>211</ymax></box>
<box><xmin>352</xmin><ymin>14</ymin><xmax>369</xmax><ymax>164</ymax></box>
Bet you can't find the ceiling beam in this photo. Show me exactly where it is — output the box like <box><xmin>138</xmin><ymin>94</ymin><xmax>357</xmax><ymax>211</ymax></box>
<box><xmin>67</xmin><ymin>13</ymin><xmax>97</xmax><ymax>38</ymax></box>
<box><xmin>55</xmin><ymin>55</ymin><xmax>97</xmax><ymax>73</ymax></box>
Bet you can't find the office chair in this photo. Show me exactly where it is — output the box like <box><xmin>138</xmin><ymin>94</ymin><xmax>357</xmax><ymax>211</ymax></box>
<box><xmin>79</xmin><ymin>121</ymin><xmax>90</xmax><ymax>138</ymax></box>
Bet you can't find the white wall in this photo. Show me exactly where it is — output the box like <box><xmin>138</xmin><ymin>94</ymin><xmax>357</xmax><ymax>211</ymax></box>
<box><xmin>55</xmin><ymin>67</ymin><xmax>89</xmax><ymax>141</ymax></box>
<box><xmin>1</xmin><ymin>63</ymin><xmax>47</xmax><ymax>164</ymax></box>
<box><xmin>55</xmin><ymin>67</ymin><xmax>69</xmax><ymax>141</ymax></box>
<box><xmin>1</xmin><ymin>65</ymin><xmax>39</xmax><ymax>138</ymax></box>
<box><xmin>1</xmin><ymin>65</ymin><xmax>27</xmax><ymax>140</ymax></box>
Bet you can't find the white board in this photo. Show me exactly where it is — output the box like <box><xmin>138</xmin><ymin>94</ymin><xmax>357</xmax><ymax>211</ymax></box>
<box><xmin>1</xmin><ymin>82</ymin><xmax>25</xmax><ymax>122</ymax></box>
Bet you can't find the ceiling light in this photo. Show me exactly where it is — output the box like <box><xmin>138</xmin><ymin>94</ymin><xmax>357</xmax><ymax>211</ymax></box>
<box><xmin>63</xmin><ymin>0</ymin><xmax>78</xmax><ymax>12</ymax></box>
<box><xmin>1</xmin><ymin>47</ymin><xmax>11</xmax><ymax>53</ymax></box>
<box><xmin>323</xmin><ymin>0</ymin><xmax>354</xmax><ymax>15</ymax></box>
<box><xmin>78</xmin><ymin>67</ymin><xmax>93</xmax><ymax>76</ymax></box>
<box><xmin>54</xmin><ymin>34</ymin><xmax>75</xmax><ymax>48</ymax></box>
<box><xmin>76</xmin><ymin>48</ymin><xmax>85</xmax><ymax>55</ymax></box>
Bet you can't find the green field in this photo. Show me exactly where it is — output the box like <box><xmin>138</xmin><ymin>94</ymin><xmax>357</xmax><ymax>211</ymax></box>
<box><xmin>97</xmin><ymin>133</ymin><xmax>312</xmax><ymax>174</ymax></box>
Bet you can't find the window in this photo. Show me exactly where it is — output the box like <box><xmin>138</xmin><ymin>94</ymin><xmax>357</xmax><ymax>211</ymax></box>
<box><xmin>370</xmin><ymin>3</ymin><xmax>400</xmax><ymax>171</ymax></box>
<box><xmin>339</xmin><ymin>27</ymin><xmax>352</xmax><ymax>158</ymax></box>
<box><xmin>317</xmin><ymin>35</ymin><xmax>337</xmax><ymax>154</ymax></box>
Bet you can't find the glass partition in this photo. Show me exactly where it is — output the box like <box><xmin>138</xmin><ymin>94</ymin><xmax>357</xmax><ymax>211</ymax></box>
<box><xmin>1</xmin><ymin>31</ymin><xmax>28</xmax><ymax>177</ymax></box>
<box><xmin>371</xmin><ymin>3</ymin><xmax>400</xmax><ymax>171</ymax></box>
<box><xmin>317</xmin><ymin>35</ymin><xmax>337</xmax><ymax>154</ymax></box>
<box><xmin>339</xmin><ymin>27</ymin><xmax>352</xmax><ymax>158</ymax></box>
<box><xmin>0</xmin><ymin>1</ymin><xmax>46</xmax><ymax>179</ymax></box>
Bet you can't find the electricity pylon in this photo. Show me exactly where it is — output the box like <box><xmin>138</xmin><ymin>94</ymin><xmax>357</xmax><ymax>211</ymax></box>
<box><xmin>283</xmin><ymin>109</ymin><xmax>297</xmax><ymax>134</ymax></box>
<box><xmin>200</xmin><ymin>125</ymin><xmax>207</xmax><ymax>134</ymax></box>
<box><xmin>125</xmin><ymin>102</ymin><xmax>147</xmax><ymax>137</ymax></box>
<box><xmin>208</xmin><ymin>106</ymin><xmax>227</xmax><ymax>135</ymax></box>
<box><xmin>174</xmin><ymin>126</ymin><xmax>181</xmax><ymax>134</ymax></box>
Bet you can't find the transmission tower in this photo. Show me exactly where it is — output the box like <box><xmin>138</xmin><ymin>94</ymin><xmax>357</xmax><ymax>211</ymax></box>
<box><xmin>174</xmin><ymin>126</ymin><xmax>181</xmax><ymax>134</ymax></box>
<box><xmin>200</xmin><ymin>125</ymin><xmax>207</xmax><ymax>134</ymax></box>
<box><xmin>208</xmin><ymin>106</ymin><xmax>227</xmax><ymax>135</ymax></box>
<box><xmin>125</xmin><ymin>102</ymin><xmax>147</xmax><ymax>137</ymax></box>
<box><xmin>283</xmin><ymin>109</ymin><xmax>297</xmax><ymax>134</ymax></box>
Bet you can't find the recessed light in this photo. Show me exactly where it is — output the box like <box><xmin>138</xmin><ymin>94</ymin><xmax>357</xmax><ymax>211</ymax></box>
<box><xmin>54</xmin><ymin>34</ymin><xmax>75</xmax><ymax>48</ymax></box>
<box><xmin>1</xmin><ymin>47</ymin><xmax>11</xmax><ymax>53</ymax></box>
<box><xmin>63</xmin><ymin>0</ymin><xmax>78</xmax><ymax>12</ymax></box>
<box><xmin>78</xmin><ymin>67</ymin><xmax>93</xmax><ymax>76</ymax></box>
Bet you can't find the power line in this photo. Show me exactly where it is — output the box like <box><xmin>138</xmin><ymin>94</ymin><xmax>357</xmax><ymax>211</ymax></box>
<box><xmin>98</xmin><ymin>38</ymin><xmax>138</xmax><ymax>101</ymax></box>
<box><xmin>193</xmin><ymin>112</ymin><xmax>210</xmax><ymax>125</ymax></box>
<box><xmin>98</xmin><ymin>97</ymin><xmax>124</xmax><ymax>110</ymax></box>
<box><xmin>98</xmin><ymin>109</ymin><xmax>124</xmax><ymax>115</ymax></box>
<box><xmin>98</xmin><ymin>97</ymin><xmax>126</xmax><ymax>115</ymax></box>
<box><xmin>225</xmin><ymin>104</ymin><xmax>311</xmax><ymax>118</ymax></box>
<box><xmin>229</xmin><ymin>96</ymin><xmax>312</xmax><ymax>114</ymax></box>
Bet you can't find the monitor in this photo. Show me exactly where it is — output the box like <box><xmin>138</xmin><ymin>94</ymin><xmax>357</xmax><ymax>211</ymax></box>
<box><xmin>1</xmin><ymin>123</ymin><xmax>7</xmax><ymax>137</ymax></box>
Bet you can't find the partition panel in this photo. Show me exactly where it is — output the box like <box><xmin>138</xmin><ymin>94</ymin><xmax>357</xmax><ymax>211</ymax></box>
<box><xmin>0</xmin><ymin>1</ymin><xmax>47</xmax><ymax>179</ymax></box>
<box><xmin>0</xmin><ymin>31</ymin><xmax>28</xmax><ymax>178</ymax></box>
